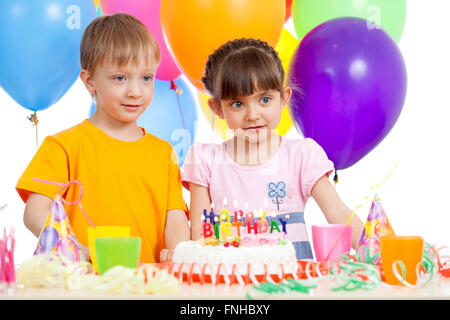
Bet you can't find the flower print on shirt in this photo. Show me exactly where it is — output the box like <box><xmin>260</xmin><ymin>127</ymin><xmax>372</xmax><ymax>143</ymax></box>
<box><xmin>267</xmin><ymin>181</ymin><xmax>286</xmax><ymax>210</ymax></box>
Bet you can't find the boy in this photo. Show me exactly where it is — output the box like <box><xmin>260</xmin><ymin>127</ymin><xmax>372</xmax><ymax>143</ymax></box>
<box><xmin>16</xmin><ymin>13</ymin><xmax>189</xmax><ymax>263</ymax></box>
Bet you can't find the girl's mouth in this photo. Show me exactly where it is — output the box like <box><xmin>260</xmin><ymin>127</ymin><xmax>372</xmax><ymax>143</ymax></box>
<box><xmin>245</xmin><ymin>125</ymin><xmax>266</xmax><ymax>132</ymax></box>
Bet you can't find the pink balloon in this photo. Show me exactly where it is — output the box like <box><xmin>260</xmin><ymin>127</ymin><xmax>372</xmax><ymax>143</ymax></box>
<box><xmin>100</xmin><ymin>0</ymin><xmax>181</xmax><ymax>81</ymax></box>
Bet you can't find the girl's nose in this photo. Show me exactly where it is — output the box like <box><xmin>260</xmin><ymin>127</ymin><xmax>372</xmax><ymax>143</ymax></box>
<box><xmin>246</xmin><ymin>104</ymin><xmax>260</xmax><ymax>122</ymax></box>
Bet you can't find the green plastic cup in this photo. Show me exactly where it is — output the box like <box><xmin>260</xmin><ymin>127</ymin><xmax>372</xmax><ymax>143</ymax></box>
<box><xmin>95</xmin><ymin>237</ymin><xmax>141</xmax><ymax>275</ymax></box>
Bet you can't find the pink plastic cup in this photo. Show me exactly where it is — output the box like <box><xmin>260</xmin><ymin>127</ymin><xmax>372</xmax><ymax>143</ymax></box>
<box><xmin>312</xmin><ymin>224</ymin><xmax>353</xmax><ymax>262</ymax></box>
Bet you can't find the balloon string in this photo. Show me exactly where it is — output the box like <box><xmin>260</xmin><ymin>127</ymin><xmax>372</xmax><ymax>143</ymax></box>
<box><xmin>369</xmin><ymin>162</ymin><xmax>400</xmax><ymax>191</ymax></box>
<box><xmin>27</xmin><ymin>111</ymin><xmax>39</xmax><ymax>149</ymax></box>
<box><xmin>31</xmin><ymin>178</ymin><xmax>95</xmax><ymax>229</ymax></box>
<box><xmin>170</xmin><ymin>80</ymin><xmax>186</xmax><ymax>130</ymax></box>
<box><xmin>0</xmin><ymin>204</ymin><xmax>7</xmax><ymax>212</ymax></box>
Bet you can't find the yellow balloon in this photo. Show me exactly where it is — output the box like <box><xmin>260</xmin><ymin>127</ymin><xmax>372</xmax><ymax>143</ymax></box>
<box><xmin>198</xmin><ymin>92</ymin><xmax>230</xmax><ymax>141</ymax></box>
<box><xmin>94</xmin><ymin>0</ymin><xmax>100</xmax><ymax>7</ymax></box>
<box><xmin>274</xmin><ymin>28</ymin><xmax>299</xmax><ymax>135</ymax></box>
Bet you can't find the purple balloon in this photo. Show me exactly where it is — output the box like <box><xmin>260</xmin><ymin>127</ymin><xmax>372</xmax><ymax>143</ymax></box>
<box><xmin>39</xmin><ymin>227</ymin><xmax>59</xmax><ymax>252</ymax></box>
<box><xmin>288</xmin><ymin>18</ymin><xmax>407</xmax><ymax>170</ymax></box>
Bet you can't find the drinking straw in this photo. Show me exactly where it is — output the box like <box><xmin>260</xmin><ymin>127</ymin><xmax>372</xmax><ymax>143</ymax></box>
<box><xmin>32</xmin><ymin>178</ymin><xmax>95</xmax><ymax>228</ymax></box>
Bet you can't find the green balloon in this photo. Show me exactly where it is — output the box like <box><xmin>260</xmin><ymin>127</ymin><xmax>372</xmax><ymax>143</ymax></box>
<box><xmin>292</xmin><ymin>0</ymin><xmax>407</xmax><ymax>42</ymax></box>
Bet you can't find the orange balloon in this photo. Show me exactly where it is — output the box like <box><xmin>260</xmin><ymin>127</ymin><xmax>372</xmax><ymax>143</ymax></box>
<box><xmin>161</xmin><ymin>0</ymin><xmax>285</xmax><ymax>92</ymax></box>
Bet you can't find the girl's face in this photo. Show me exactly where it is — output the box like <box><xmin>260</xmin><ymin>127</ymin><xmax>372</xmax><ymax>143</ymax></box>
<box><xmin>210</xmin><ymin>87</ymin><xmax>292</xmax><ymax>144</ymax></box>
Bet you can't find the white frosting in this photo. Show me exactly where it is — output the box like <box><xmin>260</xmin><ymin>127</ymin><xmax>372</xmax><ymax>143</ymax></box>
<box><xmin>172</xmin><ymin>240</ymin><xmax>298</xmax><ymax>276</ymax></box>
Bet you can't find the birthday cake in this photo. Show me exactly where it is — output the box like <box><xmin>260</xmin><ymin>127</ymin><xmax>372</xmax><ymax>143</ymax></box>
<box><xmin>171</xmin><ymin>233</ymin><xmax>298</xmax><ymax>284</ymax></box>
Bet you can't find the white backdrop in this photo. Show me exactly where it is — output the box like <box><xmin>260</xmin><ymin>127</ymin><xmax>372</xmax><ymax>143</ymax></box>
<box><xmin>1</xmin><ymin>0</ymin><xmax>449</xmax><ymax>265</ymax></box>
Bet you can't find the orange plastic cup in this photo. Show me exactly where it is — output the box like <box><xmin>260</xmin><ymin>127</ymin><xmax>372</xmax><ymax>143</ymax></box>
<box><xmin>87</xmin><ymin>226</ymin><xmax>131</xmax><ymax>273</ymax></box>
<box><xmin>380</xmin><ymin>235</ymin><xmax>424</xmax><ymax>286</ymax></box>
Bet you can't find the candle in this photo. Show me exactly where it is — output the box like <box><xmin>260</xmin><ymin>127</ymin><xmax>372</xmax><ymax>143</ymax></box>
<box><xmin>220</xmin><ymin>197</ymin><xmax>231</xmax><ymax>222</ymax></box>
<box><xmin>234</xmin><ymin>209</ymin><xmax>244</xmax><ymax>222</ymax></box>
<box><xmin>247</xmin><ymin>220</ymin><xmax>259</xmax><ymax>234</ymax></box>
<box><xmin>278</xmin><ymin>215</ymin><xmax>288</xmax><ymax>234</ymax></box>
<box><xmin>203</xmin><ymin>222</ymin><xmax>213</xmax><ymax>238</ymax></box>
<box><xmin>260</xmin><ymin>219</ymin><xmax>269</xmax><ymax>233</ymax></box>
<box><xmin>245</xmin><ymin>211</ymin><xmax>254</xmax><ymax>226</ymax></box>
<box><xmin>203</xmin><ymin>208</ymin><xmax>214</xmax><ymax>224</ymax></box>
<box><xmin>214</xmin><ymin>216</ymin><xmax>220</xmax><ymax>239</ymax></box>
<box><xmin>270</xmin><ymin>219</ymin><xmax>281</xmax><ymax>233</ymax></box>
<box><xmin>232</xmin><ymin>220</ymin><xmax>243</xmax><ymax>237</ymax></box>
<box><xmin>221</xmin><ymin>222</ymin><xmax>233</xmax><ymax>239</ymax></box>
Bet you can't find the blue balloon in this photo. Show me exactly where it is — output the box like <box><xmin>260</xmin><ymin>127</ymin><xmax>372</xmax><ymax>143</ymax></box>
<box><xmin>0</xmin><ymin>0</ymin><xmax>96</xmax><ymax>111</ymax></box>
<box><xmin>89</xmin><ymin>76</ymin><xmax>198</xmax><ymax>166</ymax></box>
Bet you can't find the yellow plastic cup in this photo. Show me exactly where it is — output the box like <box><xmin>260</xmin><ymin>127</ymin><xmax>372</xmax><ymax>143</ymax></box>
<box><xmin>87</xmin><ymin>226</ymin><xmax>131</xmax><ymax>273</ymax></box>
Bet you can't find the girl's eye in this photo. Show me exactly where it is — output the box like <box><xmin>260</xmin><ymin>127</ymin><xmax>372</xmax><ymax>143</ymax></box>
<box><xmin>261</xmin><ymin>97</ymin><xmax>271</xmax><ymax>104</ymax></box>
<box><xmin>231</xmin><ymin>101</ymin><xmax>243</xmax><ymax>109</ymax></box>
<box><xmin>143</xmin><ymin>75</ymin><xmax>153</xmax><ymax>82</ymax></box>
<box><xmin>114</xmin><ymin>75</ymin><xmax>125</xmax><ymax>82</ymax></box>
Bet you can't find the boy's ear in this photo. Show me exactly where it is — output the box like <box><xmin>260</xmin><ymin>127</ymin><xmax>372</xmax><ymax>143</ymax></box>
<box><xmin>207</xmin><ymin>98</ymin><xmax>225</xmax><ymax>119</ymax></box>
<box><xmin>80</xmin><ymin>69</ymin><xmax>96</xmax><ymax>95</ymax></box>
<box><xmin>281</xmin><ymin>87</ymin><xmax>292</xmax><ymax>106</ymax></box>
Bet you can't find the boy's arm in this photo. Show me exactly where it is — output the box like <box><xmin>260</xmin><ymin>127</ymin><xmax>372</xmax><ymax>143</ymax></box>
<box><xmin>311</xmin><ymin>175</ymin><xmax>365</xmax><ymax>248</ymax></box>
<box><xmin>188</xmin><ymin>182</ymin><xmax>211</xmax><ymax>241</ymax></box>
<box><xmin>161</xmin><ymin>209</ymin><xmax>190</xmax><ymax>262</ymax></box>
<box><xmin>24</xmin><ymin>192</ymin><xmax>91</xmax><ymax>260</ymax></box>
<box><xmin>24</xmin><ymin>192</ymin><xmax>53</xmax><ymax>237</ymax></box>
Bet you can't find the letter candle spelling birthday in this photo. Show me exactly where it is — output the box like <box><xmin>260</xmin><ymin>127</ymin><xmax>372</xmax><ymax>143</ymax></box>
<box><xmin>201</xmin><ymin>201</ymin><xmax>290</xmax><ymax>240</ymax></box>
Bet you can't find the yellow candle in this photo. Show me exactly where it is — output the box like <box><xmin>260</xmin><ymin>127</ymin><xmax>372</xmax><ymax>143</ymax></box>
<box><xmin>221</xmin><ymin>222</ymin><xmax>232</xmax><ymax>239</ymax></box>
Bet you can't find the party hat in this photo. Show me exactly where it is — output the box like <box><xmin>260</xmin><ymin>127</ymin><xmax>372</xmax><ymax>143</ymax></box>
<box><xmin>34</xmin><ymin>195</ymin><xmax>85</xmax><ymax>261</ymax></box>
<box><xmin>356</xmin><ymin>194</ymin><xmax>395</xmax><ymax>265</ymax></box>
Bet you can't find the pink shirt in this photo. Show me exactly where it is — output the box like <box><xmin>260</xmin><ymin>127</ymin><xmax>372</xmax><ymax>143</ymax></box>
<box><xmin>181</xmin><ymin>137</ymin><xmax>334</xmax><ymax>260</ymax></box>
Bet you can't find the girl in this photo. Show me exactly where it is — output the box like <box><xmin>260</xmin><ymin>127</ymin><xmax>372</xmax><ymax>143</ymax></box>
<box><xmin>182</xmin><ymin>38</ymin><xmax>364</xmax><ymax>260</ymax></box>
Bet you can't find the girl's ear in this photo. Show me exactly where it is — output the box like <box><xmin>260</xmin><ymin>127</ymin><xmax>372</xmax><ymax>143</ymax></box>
<box><xmin>281</xmin><ymin>87</ymin><xmax>292</xmax><ymax>106</ymax></box>
<box><xmin>207</xmin><ymin>98</ymin><xmax>225</xmax><ymax>119</ymax></box>
<box><xmin>80</xmin><ymin>69</ymin><xmax>96</xmax><ymax>95</ymax></box>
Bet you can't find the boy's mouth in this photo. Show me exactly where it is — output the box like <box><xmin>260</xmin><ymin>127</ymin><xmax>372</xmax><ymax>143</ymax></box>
<box><xmin>122</xmin><ymin>104</ymin><xmax>141</xmax><ymax>110</ymax></box>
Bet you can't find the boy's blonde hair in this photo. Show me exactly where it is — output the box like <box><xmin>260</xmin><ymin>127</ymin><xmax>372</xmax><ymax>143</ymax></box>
<box><xmin>80</xmin><ymin>13</ymin><xmax>160</xmax><ymax>74</ymax></box>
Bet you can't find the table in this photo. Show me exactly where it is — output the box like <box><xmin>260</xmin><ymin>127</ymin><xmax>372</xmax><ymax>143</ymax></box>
<box><xmin>4</xmin><ymin>276</ymin><xmax>450</xmax><ymax>300</ymax></box>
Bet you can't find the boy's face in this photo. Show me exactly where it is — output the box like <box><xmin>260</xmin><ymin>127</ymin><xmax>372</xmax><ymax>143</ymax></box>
<box><xmin>81</xmin><ymin>56</ymin><xmax>158</xmax><ymax>126</ymax></box>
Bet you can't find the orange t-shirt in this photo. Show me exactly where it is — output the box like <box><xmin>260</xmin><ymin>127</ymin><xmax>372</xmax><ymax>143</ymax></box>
<box><xmin>16</xmin><ymin>120</ymin><xmax>187</xmax><ymax>263</ymax></box>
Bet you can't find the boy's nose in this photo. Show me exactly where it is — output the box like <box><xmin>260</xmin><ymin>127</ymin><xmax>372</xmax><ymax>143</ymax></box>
<box><xmin>126</xmin><ymin>80</ymin><xmax>143</xmax><ymax>98</ymax></box>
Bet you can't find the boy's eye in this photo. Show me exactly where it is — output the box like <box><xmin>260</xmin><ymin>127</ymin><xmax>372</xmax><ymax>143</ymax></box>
<box><xmin>231</xmin><ymin>101</ymin><xmax>243</xmax><ymax>109</ymax></box>
<box><xmin>114</xmin><ymin>75</ymin><xmax>125</xmax><ymax>81</ymax></box>
<box><xmin>143</xmin><ymin>75</ymin><xmax>153</xmax><ymax>82</ymax></box>
<box><xmin>261</xmin><ymin>97</ymin><xmax>271</xmax><ymax>104</ymax></box>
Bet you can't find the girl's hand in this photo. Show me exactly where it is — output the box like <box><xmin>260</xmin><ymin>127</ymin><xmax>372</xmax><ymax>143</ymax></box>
<box><xmin>311</xmin><ymin>175</ymin><xmax>365</xmax><ymax>248</ymax></box>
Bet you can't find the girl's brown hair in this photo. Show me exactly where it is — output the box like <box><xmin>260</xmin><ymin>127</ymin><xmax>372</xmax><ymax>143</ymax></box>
<box><xmin>80</xmin><ymin>13</ymin><xmax>160</xmax><ymax>74</ymax></box>
<box><xmin>202</xmin><ymin>38</ymin><xmax>284</xmax><ymax>100</ymax></box>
